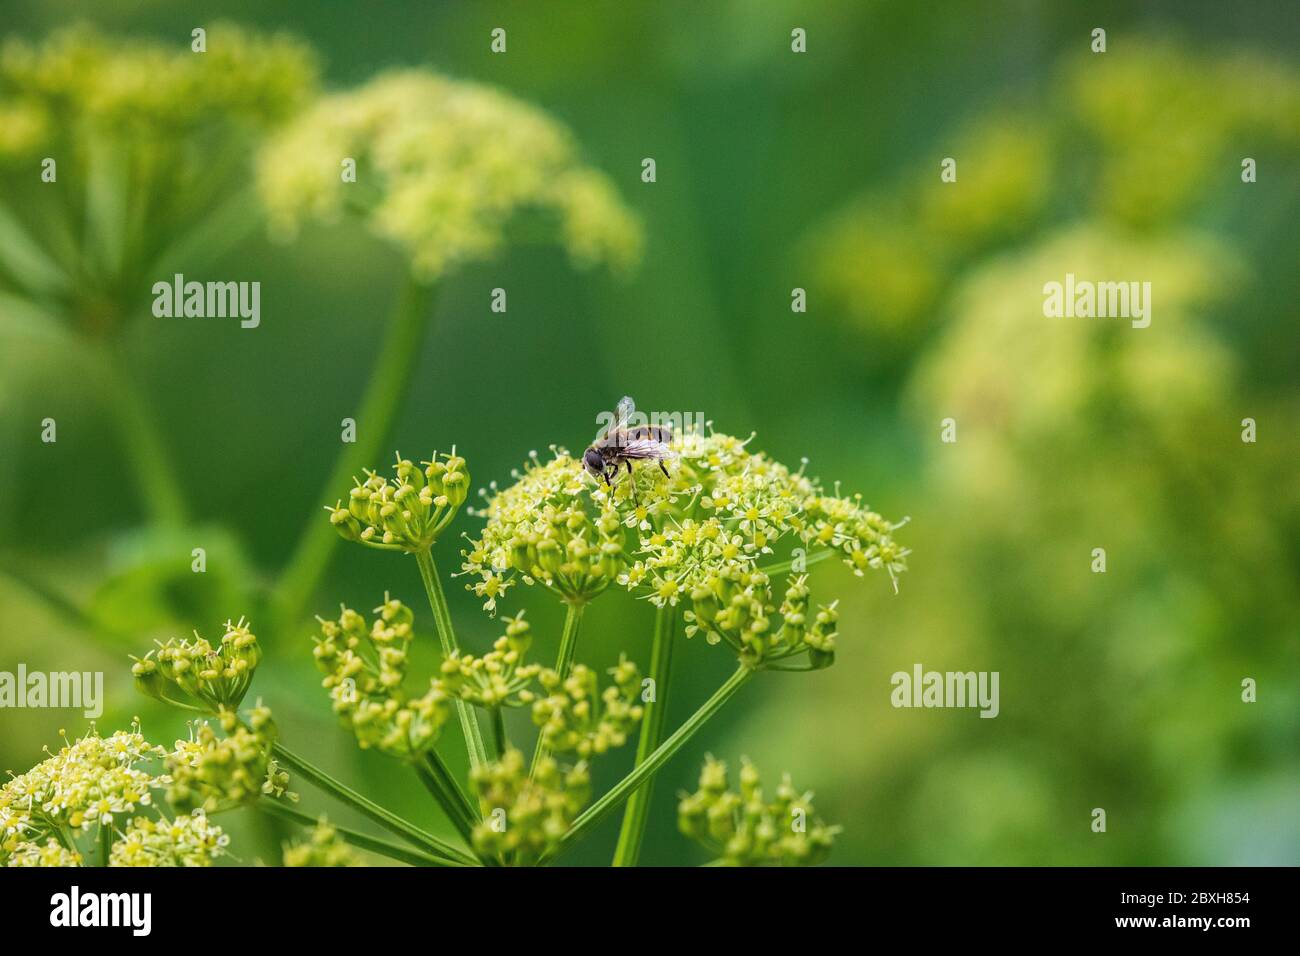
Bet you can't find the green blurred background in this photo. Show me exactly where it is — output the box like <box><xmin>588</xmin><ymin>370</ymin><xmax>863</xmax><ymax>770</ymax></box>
<box><xmin>1</xmin><ymin>0</ymin><xmax>1297</xmax><ymax>865</ymax></box>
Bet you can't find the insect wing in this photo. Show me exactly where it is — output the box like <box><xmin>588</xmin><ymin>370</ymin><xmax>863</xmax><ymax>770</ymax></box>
<box><xmin>616</xmin><ymin>438</ymin><xmax>675</xmax><ymax>461</ymax></box>
<box><xmin>614</xmin><ymin>395</ymin><xmax>636</xmax><ymax>429</ymax></box>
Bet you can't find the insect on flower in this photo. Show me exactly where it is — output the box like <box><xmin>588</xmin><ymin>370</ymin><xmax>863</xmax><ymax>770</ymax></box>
<box><xmin>582</xmin><ymin>396</ymin><xmax>676</xmax><ymax>499</ymax></box>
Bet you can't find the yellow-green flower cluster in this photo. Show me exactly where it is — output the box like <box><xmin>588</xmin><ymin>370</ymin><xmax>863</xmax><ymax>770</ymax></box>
<box><xmin>531</xmin><ymin>658</ymin><xmax>645</xmax><ymax>758</ymax></box>
<box><xmin>166</xmin><ymin>705</ymin><xmax>283</xmax><ymax>812</ymax></box>
<box><xmin>131</xmin><ymin>617</ymin><xmax>262</xmax><ymax>712</ymax></box>
<box><xmin>465</xmin><ymin>431</ymin><xmax>905</xmax><ymax>673</ymax></box>
<box><xmin>0</xmin><ymin>22</ymin><xmax>317</xmax><ymax>159</ymax></box>
<box><xmin>283</xmin><ymin>818</ymin><xmax>360</xmax><ymax>868</ymax></box>
<box><xmin>469</xmin><ymin>748</ymin><xmax>590</xmax><ymax>866</ymax></box>
<box><xmin>109</xmin><ymin>812</ymin><xmax>229</xmax><ymax>867</ymax></box>
<box><xmin>440</xmin><ymin>612</ymin><xmax>542</xmax><ymax>709</ymax></box>
<box><xmin>312</xmin><ymin>597</ymin><xmax>452</xmax><ymax>756</ymax></box>
<box><xmin>328</xmin><ymin>452</ymin><xmax>469</xmax><ymax>553</ymax></box>
<box><xmin>4</xmin><ymin>838</ymin><xmax>82</xmax><ymax>867</ymax></box>
<box><xmin>461</xmin><ymin>451</ymin><xmax>627</xmax><ymax>611</ymax></box>
<box><xmin>0</xmin><ymin>724</ymin><xmax>167</xmax><ymax>858</ymax></box>
<box><xmin>678</xmin><ymin>756</ymin><xmax>839</xmax><ymax>867</ymax></box>
<box><xmin>685</xmin><ymin>570</ymin><xmax>839</xmax><ymax>668</ymax></box>
<box><xmin>257</xmin><ymin>69</ymin><xmax>641</xmax><ymax>280</ymax></box>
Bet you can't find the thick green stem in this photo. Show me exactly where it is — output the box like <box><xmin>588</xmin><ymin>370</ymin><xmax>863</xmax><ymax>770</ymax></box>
<box><xmin>257</xmin><ymin>798</ymin><xmax>468</xmax><ymax>867</ymax></box>
<box><xmin>271</xmin><ymin>742</ymin><xmax>473</xmax><ymax>864</ymax></box>
<box><xmin>612</xmin><ymin>605</ymin><xmax>677</xmax><ymax>866</ymax></box>
<box><xmin>541</xmin><ymin>664</ymin><xmax>756</xmax><ymax>864</ymax></box>
<box><xmin>414</xmin><ymin>549</ymin><xmax>488</xmax><ymax>771</ymax></box>
<box><xmin>275</xmin><ymin>275</ymin><xmax>437</xmax><ymax>629</ymax></box>
<box><xmin>530</xmin><ymin>602</ymin><xmax>585</xmax><ymax>773</ymax></box>
<box><xmin>415</xmin><ymin>749</ymin><xmax>479</xmax><ymax>846</ymax></box>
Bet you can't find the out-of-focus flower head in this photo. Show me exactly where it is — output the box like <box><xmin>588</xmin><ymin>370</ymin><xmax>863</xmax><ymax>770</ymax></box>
<box><xmin>531</xmin><ymin>657</ymin><xmax>644</xmax><ymax>758</ymax></box>
<box><xmin>469</xmin><ymin>748</ymin><xmax>590</xmax><ymax>866</ymax></box>
<box><xmin>166</xmin><ymin>704</ymin><xmax>287</xmax><ymax>812</ymax></box>
<box><xmin>257</xmin><ymin>69</ymin><xmax>642</xmax><ymax>280</ymax></box>
<box><xmin>327</xmin><ymin>452</ymin><xmax>470</xmax><ymax>553</ymax></box>
<box><xmin>804</xmin><ymin>110</ymin><xmax>1052</xmax><ymax>345</ymax></box>
<box><xmin>0</xmin><ymin>22</ymin><xmax>316</xmax><ymax>157</ymax></box>
<box><xmin>463</xmin><ymin>427</ymin><xmax>907</xmax><ymax>669</ymax></box>
<box><xmin>108</xmin><ymin>812</ymin><xmax>229</xmax><ymax>867</ymax></box>
<box><xmin>440</xmin><ymin>612</ymin><xmax>542</xmax><ymax>709</ymax></box>
<box><xmin>283</xmin><ymin>817</ymin><xmax>361</xmax><ymax>867</ymax></box>
<box><xmin>460</xmin><ymin>449</ymin><xmax>626</xmax><ymax>611</ymax></box>
<box><xmin>312</xmin><ymin>596</ymin><xmax>452</xmax><ymax>757</ymax></box>
<box><xmin>0</xmin><ymin>723</ymin><xmax>166</xmax><ymax>861</ymax></box>
<box><xmin>678</xmin><ymin>755</ymin><xmax>839</xmax><ymax>866</ymax></box>
<box><xmin>131</xmin><ymin>617</ymin><xmax>262</xmax><ymax>712</ymax></box>
<box><xmin>1060</xmin><ymin>39</ymin><xmax>1300</xmax><ymax>227</ymax></box>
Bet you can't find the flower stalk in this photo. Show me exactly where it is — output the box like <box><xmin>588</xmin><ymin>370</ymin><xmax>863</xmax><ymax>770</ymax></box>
<box><xmin>270</xmin><ymin>742</ymin><xmax>474</xmax><ymax>865</ymax></box>
<box><xmin>414</xmin><ymin>548</ymin><xmax>489</xmax><ymax>771</ymax></box>
<box><xmin>257</xmin><ymin>798</ymin><xmax>467</xmax><ymax>867</ymax></box>
<box><xmin>611</xmin><ymin>604</ymin><xmax>677</xmax><ymax>866</ymax></box>
<box><xmin>530</xmin><ymin>601</ymin><xmax>585</xmax><ymax>773</ymax></box>
<box><xmin>276</xmin><ymin>275</ymin><xmax>437</xmax><ymax>628</ymax></box>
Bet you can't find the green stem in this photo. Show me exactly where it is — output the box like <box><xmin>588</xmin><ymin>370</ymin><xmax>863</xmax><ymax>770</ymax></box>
<box><xmin>415</xmin><ymin>749</ymin><xmax>479</xmax><ymax>846</ymax></box>
<box><xmin>541</xmin><ymin>664</ymin><xmax>756</xmax><ymax>864</ymax></box>
<box><xmin>611</xmin><ymin>604</ymin><xmax>677</xmax><ymax>866</ymax></box>
<box><xmin>491</xmin><ymin>707</ymin><xmax>508</xmax><ymax>758</ymax></box>
<box><xmin>270</xmin><ymin>742</ymin><xmax>473</xmax><ymax>865</ymax></box>
<box><xmin>414</xmin><ymin>549</ymin><xmax>488</xmax><ymax>771</ymax></box>
<box><xmin>531</xmin><ymin>602</ymin><xmax>585</xmax><ymax>773</ymax></box>
<box><xmin>275</xmin><ymin>275</ymin><xmax>437</xmax><ymax>629</ymax></box>
<box><xmin>257</xmin><ymin>798</ymin><xmax>468</xmax><ymax>867</ymax></box>
<box><xmin>96</xmin><ymin>344</ymin><xmax>188</xmax><ymax>528</ymax></box>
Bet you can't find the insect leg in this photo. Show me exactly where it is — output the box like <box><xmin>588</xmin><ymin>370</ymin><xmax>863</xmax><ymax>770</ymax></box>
<box><xmin>658</xmin><ymin>461</ymin><xmax>670</xmax><ymax>478</ymax></box>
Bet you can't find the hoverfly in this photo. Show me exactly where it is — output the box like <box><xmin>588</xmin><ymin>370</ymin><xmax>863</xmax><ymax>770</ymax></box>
<box><xmin>583</xmin><ymin>396</ymin><xmax>675</xmax><ymax>496</ymax></box>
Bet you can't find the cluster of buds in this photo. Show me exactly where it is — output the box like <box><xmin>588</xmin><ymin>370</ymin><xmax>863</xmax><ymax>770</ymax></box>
<box><xmin>685</xmin><ymin>569</ymin><xmax>838</xmax><ymax>668</ymax></box>
<box><xmin>461</xmin><ymin>451</ymin><xmax>627</xmax><ymax>612</ymax></box>
<box><xmin>469</xmin><ymin>748</ymin><xmax>590</xmax><ymax>866</ymax></box>
<box><xmin>109</xmin><ymin>812</ymin><xmax>229</xmax><ymax>867</ymax></box>
<box><xmin>440</xmin><ymin>612</ymin><xmax>542</xmax><ymax>709</ymax></box>
<box><xmin>531</xmin><ymin>657</ymin><xmax>644</xmax><ymax>758</ymax></box>
<box><xmin>283</xmin><ymin>818</ymin><xmax>360</xmax><ymax>867</ymax></box>
<box><xmin>328</xmin><ymin>451</ymin><xmax>470</xmax><ymax>552</ymax></box>
<box><xmin>678</xmin><ymin>756</ymin><xmax>839</xmax><ymax>866</ymax></box>
<box><xmin>131</xmin><ymin>617</ymin><xmax>262</xmax><ymax>712</ymax></box>
<box><xmin>166</xmin><ymin>705</ymin><xmax>285</xmax><ymax>812</ymax></box>
<box><xmin>312</xmin><ymin>597</ymin><xmax>451</xmax><ymax>757</ymax></box>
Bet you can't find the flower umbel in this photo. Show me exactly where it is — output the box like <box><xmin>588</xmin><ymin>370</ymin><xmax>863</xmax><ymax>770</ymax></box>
<box><xmin>283</xmin><ymin>818</ymin><xmax>361</xmax><ymax>868</ymax></box>
<box><xmin>327</xmin><ymin>452</ymin><xmax>470</xmax><ymax>553</ymax></box>
<box><xmin>461</xmin><ymin>450</ymin><xmax>626</xmax><ymax>611</ymax></box>
<box><xmin>440</xmin><ymin>612</ymin><xmax>542</xmax><ymax>709</ymax></box>
<box><xmin>131</xmin><ymin>617</ymin><xmax>262</xmax><ymax>711</ymax></box>
<box><xmin>469</xmin><ymin>748</ymin><xmax>590</xmax><ymax>866</ymax></box>
<box><xmin>167</xmin><ymin>705</ymin><xmax>285</xmax><ymax>813</ymax></box>
<box><xmin>531</xmin><ymin>658</ymin><xmax>645</xmax><ymax>759</ymax></box>
<box><xmin>312</xmin><ymin>597</ymin><xmax>452</xmax><ymax>757</ymax></box>
<box><xmin>678</xmin><ymin>756</ymin><xmax>839</xmax><ymax>866</ymax></box>
<box><xmin>258</xmin><ymin>70</ymin><xmax>641</xmax><ymax>280</ymax></box>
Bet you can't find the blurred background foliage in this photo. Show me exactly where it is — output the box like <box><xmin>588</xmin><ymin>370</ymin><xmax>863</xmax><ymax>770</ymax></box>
<box><xmin>0</xmin><ymin>0</ymin><xmax>1296</xmax><ymax>865</ymax></box>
